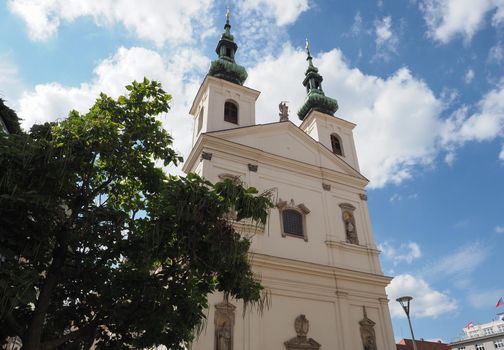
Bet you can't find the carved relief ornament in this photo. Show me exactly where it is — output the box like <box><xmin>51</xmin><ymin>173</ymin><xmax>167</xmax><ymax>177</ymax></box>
<box><xmin>359</xmin><ymin>306</ymin><xmax>377</xmax><ymax>350</ymax></box>
<box><xmin>284</xmin><ymin>314</ymin><xmax>321</xmax><ymax>350</ymax></box>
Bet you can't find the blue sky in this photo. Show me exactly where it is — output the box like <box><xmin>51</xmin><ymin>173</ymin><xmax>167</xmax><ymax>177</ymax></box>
<box><xmin>1</xmin><ymin>0</ymin><xmax>504</xmax><ymax>343</ymax></box>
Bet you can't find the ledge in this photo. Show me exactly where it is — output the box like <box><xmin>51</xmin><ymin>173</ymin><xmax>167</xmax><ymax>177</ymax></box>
<box><xmin>324</xmin><ymin>239</ymin><xmax>380</xmax><ymax>256</ymax></box>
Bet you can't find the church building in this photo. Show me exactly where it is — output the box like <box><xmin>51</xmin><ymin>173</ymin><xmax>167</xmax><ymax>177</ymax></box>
<box><xmin>182</xmin><ymin>12</ymin><xmax>396</xmax><ymax>350</ymax></box>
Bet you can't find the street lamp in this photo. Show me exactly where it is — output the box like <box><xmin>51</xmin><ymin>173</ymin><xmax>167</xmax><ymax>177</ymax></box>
<box><xmin>396</xmin><ymin>296</ymin><xmax>418</xmax><ymax>350</ymax></box>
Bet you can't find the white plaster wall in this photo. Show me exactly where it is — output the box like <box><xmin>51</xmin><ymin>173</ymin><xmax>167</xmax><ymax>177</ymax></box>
<box><xmin>190</xmin><ymin>77</ymin><xmax>260</xmax><ymax>145</ymax></box>
<box><xmin>196</xmin><ymin>152</ymin><xmax>380</xmax><ymax>273</ymax></box>
<box><xmin>191</xmin><ymin>263</ymin><xmax>396</xmax><ymax>350</ymax></box>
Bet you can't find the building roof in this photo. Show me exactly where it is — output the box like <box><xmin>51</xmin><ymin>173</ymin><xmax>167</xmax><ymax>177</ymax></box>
<box><xmin>397</xmin><ymin>339</ymin><xmax>450</xmax><ymax>350</ymax></box>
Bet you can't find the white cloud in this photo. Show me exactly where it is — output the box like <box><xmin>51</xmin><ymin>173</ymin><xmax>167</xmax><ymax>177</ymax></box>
<box><xmin>495</xmin><ymin>225</ymin><xmax>504</xmax><ymax>233</ymax></box>
<box><xmin>426</xmin><ymin>242</ymin><xmax>489</xmax><ymax>278</ymax></box>
<box><xmin>17</xmin><ymin>46</ymin><xmax>209</xmax><ymax>160</ymax></box>
<box><xmin>379</xmin><ymin>241</ymin><xmax>422</xmax><ymax>265</ymax></box>
<box><xmin>464</xmin><ymin>69</ymin><xmax>475</xmax><ymax>84</ymax></box>
<box><xmin>247</xmin><ymin>45</ymin><xmax>444</xmax><ymax>188</ymax></box>
<box><xmin>419</xmin><ymin>0</ymin><xmax>504</xmax><ymax>43</ymax></box>
<box><xmin>387</xmin><ymin>274</ymin><xmax>458</xmax><ymax>318</ymax></box>
<box><xmin>444</xmin><ymin>151</ymin><xmax>456</xmax><ymax>165</ymax></box>
<box><xmin>389</xmin><ymin>193</ymin><xmax>419</xmax><ymax>202</ymax></box>
<box><xmin>374</xmin><ymin>16</ymin><xmax>398</xmax><ymax>60</ymax></box>
<box><xmin>442</xmin><ymin>80</ymin><xmax>504</xmax><ymax>146</ymax></box>
<box><xmin>0</xmin><ymin>52</ymin><xmax>24</xmax><ymax>106</ymax></box>
<box><xmin>237</xmin><ymin>0</ymin><xmax>309</xmax><ymax>26</ymax></box>
<box><xmin>7</xmin><ymin>0</ymin><xmax>214</xmax><ymax>46</ymax></box>
<box><xmin>350</xmin><ymin>11</ymin><xmax>363</xmax><ymax>36</ymax></box>
<box><xmin>489</xmin><ymin>42</ymin><xmax>504</xmax><ymax>63</ymax></box>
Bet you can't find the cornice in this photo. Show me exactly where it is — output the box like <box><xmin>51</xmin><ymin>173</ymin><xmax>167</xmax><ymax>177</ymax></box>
<box><xmin>189</xmin><ymin>75</ymin><xmax>261</xmax><ymax>115</ymax></box>
<box><xmin>299</xmin><ymin>110</ymin><xmax>357</xmax><ymax>131</ymax></box>
<box><xmin>250</xmin><ymin>253</ymin><xmax>393</xmax><ymax>287</ymax></box>
<box><xmin>324</xmin><ymin>240</ymin><xmax>380</xmax><ymax>256</ymax></box>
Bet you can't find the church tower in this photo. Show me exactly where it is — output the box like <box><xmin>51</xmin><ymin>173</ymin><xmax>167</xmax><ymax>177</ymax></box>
<box><xmin>184</xmin><ymin>11</ymin><xmax>396</xmax><ymax>350</ymax></box>
<box><xmin>189</xmin><ymin>9</ymin><xmax>260</xmax><ymax>146</ymax></box>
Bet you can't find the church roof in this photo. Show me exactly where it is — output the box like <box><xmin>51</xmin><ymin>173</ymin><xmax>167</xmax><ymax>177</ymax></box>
<box><xmin>184</xmin><ymin>120</ymin><xmax>368</xmax><ymax>185</ymax></box>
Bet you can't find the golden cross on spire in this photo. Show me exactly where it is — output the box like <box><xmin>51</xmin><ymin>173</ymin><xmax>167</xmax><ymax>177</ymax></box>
<box><xmin>226</xmin><ymin>7</ymin><xmax>230</xmax><ymax>21</ymax></box>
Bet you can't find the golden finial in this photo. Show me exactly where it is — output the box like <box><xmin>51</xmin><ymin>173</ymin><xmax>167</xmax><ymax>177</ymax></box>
<box><xmin>305</xmin><ymin>38</ymin><xmax>310</xmax><ymax>51</ymax></box>
<box><xmin>226</xmin><ymin>7</ymin><xmax>230</xmax><ymax>21</ymax></box>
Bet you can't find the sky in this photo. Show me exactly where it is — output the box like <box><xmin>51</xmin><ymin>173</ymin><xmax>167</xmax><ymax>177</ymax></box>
<box><xmin>1</xmin><ymin>0</ymin><xmax>504</xmax><ymax>343</ymax></box>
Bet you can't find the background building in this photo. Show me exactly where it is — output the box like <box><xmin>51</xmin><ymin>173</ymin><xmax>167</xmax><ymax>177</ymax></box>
<box><xmin>185</xmin><ymin>14</ymin><xmax>396</xmax><ymax>350</ymax></box>
<box><xmin>450</xmin><ymin>313</ymin><xmax>504</xmax><ymax>350</ymax></box>
<box><xmin>397</xmin><ymin>338</ymin><xmax>449</xmax><ymax>350</ymax></box>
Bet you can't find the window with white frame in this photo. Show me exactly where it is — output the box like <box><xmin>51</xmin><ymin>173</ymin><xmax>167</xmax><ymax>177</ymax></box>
<box><xmin>475</xmin><ymin>343</ymin><xmax>485</xmax><ymax>350</ymax></box>
<box><xmin>498</xmin><ymin>325</ymin><xmax>504</xmax><ymax>333</ymax></box>
<box><xmin>483</xmin><ymin>327</ymin><xmax>494</xmax><ymax>335</ymax></box>
<box><xmin>469</xmin><ymin>331</ymin><xmax>479</xmax><ymax>338</ymax></box>
<box><xmin>456</xmin><ymin>347</ymin><xmax>465</xmax><ymax>350</ymax></box>
<box><xmin>495</xmin><ymin>339</ymin><xmax>504</xmax><ymax>348</ymax></box>
<box><xmin>276</xmin><ymin>198</ymin><xmax>310</xmax><ymax>241</ymax></box>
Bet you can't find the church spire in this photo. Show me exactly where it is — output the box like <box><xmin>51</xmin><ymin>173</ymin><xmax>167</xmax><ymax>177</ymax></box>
<box><xmin>297</xmin><ymin>39</ymin><xmax>338</xmax><ymax>120</ymax></box>
<box><xmin>208</xmin><ymin>8</ymin><xmax>248</xmax><ymax>85</ymax></box>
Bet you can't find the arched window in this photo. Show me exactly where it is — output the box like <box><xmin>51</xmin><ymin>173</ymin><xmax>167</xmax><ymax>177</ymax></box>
<box><xmin>331</xmin><ymin>133</ymin><xmax>343</xmax><ymax>156</ymax></box>
<box><xmin>277</xmin><ymin>199</ymin><xmax>310</xmax><ymax>241</ymax></box>
<box><xmin>224</xmin><ymin>101</ymin><xmax>238</xmax><ymax>124</ymax></box>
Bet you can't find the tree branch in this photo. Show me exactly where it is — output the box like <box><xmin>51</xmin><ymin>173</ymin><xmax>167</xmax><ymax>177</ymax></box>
<box><xmin>40</xmin><ymin>321</ymin><xmax>99</xmax><ymax>350</ymax></box>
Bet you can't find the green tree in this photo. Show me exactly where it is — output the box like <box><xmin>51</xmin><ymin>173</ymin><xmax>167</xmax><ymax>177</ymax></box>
<box><xmin>0</xmin><ymin>79</ymin><xmax>272</xmax><ymax>349</ymax></box>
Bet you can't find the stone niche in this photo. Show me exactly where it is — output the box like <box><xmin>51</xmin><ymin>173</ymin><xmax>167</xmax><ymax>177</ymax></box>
<box><xmin>284</xmin><ymin>314</ymin><xmax>321</xmax><ymax>350</ymax></box>
<box><xmin>339</xmin><ymin>203</ymin><xmax>359</xmax><ymax>245</ymax></box>
<box><xmin>214</xmin><ymin>301</ymin><xmax>236</xmax><ymax>350</ymax></box>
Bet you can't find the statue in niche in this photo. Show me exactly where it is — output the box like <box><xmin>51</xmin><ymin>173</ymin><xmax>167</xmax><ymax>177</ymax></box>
<box><xmin>343</xmin><ymin>211</ymin><xmax>359</xmax><ymax>244</ymax></box>
<box><xmin>284</xmin><ymin>314</ymin><xmax>321</xmax><ymax>350</ymax></box>
<box><xmin>359</xmin><ymin>306</ymin><xmax>377</xmax><ymax>350</ymax></box>
<box><xmin>279</xmin><ymin>101</ymin><xmax>289</xmax><ymax>122</ymax></box>
<box><xmin>214</xmin><ymin>301</ymin><xmax>236</xmax><ymax>350</ymax></box>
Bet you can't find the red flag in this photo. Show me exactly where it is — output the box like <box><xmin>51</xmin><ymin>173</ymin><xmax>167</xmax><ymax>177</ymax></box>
<box><xmin>496</xmin><ymin>297</ymin><xmax>504</xmax><ymax>308</ymax></box>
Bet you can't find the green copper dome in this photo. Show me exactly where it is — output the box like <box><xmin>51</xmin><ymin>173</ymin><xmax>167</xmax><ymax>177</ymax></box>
<box><xmin>208</xmin><ymin>9</ymin><xmax>248</xmax><ymax>85</ymax></box>
<box><xmin>297</xmin><ymin>40</ymin><xmax>338</xmax><ymax>120</ymax></box>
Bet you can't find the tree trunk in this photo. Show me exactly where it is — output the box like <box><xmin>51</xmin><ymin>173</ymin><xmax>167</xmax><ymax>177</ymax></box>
<box><xmin>23</xmin><ymin>243</ymin><xmax>68</xmax><ymax>350</ymax></box>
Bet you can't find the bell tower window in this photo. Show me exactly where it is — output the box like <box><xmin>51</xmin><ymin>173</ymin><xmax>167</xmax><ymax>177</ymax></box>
<box><xmin>224</xmin><ymin>100</ymin><xmax>238</xmax><ymax>124</ymax></box>
<box><xmin>331</xmin><ymin>133</ymin><xmax>343</xmax><ymax>156</ymax></box>
<box><xmin>197</xmin><ymin>107</ymin><xmax>204</xmax><ymax>134</ymax></box>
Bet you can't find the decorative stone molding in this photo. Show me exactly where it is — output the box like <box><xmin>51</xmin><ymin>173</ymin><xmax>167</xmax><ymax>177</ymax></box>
<box><xmin>214</xmin><ymin>301</ymin><xmax>236</xmax><ymax>350</ymax></box>
<box><xmin>359</xmin><ymin>306</ymin><xmax>377</xmax><ymax>350</ymax></box>
<box><xmin>359</xmin><ymin>193</ymin><xmax>368</xmax><ymax>201</ymax></box>
<box><xmin>201</xmin><ymin>151</ymin><xmax>213</xmax><ymax>160</ymax></box>
<box><xmin>322</xmin><ymin>183</ymin><xmax>331</xmax><ymax>191</ymax></box>
<box><xmin>339</xmin><ymin>203</ymin><xmax>359</xmax><ymax>245</ymax></box>
<box><xmin>284</xmin><ymin>314</ymin><xmax>321</xmax><ymax>350</ymax></box>
<box><xmin>248</xmin><ymin>163</ymin><xmax>258</xmax><ymax>172</ymax></box>
<box><xmin>218</xmin><ymin>173</ymin><xmax>240</xmax><ymax>182</ymax></box>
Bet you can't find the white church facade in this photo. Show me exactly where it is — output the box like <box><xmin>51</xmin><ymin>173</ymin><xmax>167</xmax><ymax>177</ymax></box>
<box><xmin>183</xmin><ymin>13</ymin><xmax>396</xmax><ymax>350</ymax></box>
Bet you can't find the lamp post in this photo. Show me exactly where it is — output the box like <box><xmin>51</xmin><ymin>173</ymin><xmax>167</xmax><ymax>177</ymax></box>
<box><xmin>396</xmin><ymin>296</ymin><xmax>418</xmax><ymax>350</ymax></box>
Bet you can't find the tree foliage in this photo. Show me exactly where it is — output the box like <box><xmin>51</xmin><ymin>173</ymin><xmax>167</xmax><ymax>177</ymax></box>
<box><xmin>0</xmin><ymin>79</ymin><xmax>272</xmax><ymax>349</ymax></box>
